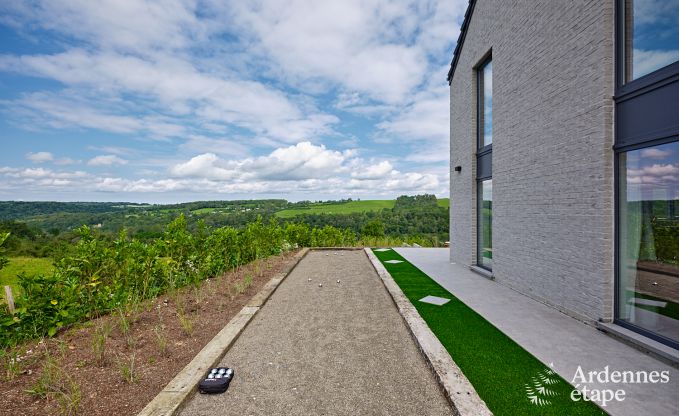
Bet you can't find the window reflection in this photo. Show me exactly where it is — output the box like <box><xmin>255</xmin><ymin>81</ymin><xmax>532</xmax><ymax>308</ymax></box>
<box><xmin>478</xmin><ymin>59</ymin><xmax>492</xmax><ymax>147</ymax></box>
<box><xmin>619</xmin><ymin>141</ymin><xmax>679</xmax><ymax>343</ymax></box>
<box><xmin>478</xmin><ymin>179</ymin><xmax>492</xmax><ymax>270</ymax></box>
<box><xmin>625</xmin><ymin>0</ymin><xmax>679</xmax><ymax>81</ymax></box>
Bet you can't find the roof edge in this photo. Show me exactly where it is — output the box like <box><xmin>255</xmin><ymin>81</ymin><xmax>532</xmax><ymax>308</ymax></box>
<box><xmin>446</xmin><ymin>0</ymin><xmax>477</xmax><ymax>85</ymax></box>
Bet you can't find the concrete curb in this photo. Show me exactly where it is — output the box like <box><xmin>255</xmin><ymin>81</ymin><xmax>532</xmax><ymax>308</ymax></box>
<box><xmin>137</xmin><ymin>248</ymin><xmax>309</xmax><ymax>416</ymax></box>
<box><xmin>364</xmin><ymin>248</ymin><xmax>493</xmax><ymax>416</ymax></box>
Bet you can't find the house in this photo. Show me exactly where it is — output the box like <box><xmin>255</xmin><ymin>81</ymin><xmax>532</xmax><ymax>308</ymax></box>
<box><xmin>448</xmin><ymin>0</ymin><xmax>679</xmax><ymax>352</ymax></box>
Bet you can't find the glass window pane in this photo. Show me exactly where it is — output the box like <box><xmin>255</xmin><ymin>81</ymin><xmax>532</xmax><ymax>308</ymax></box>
<box><xmin>478</xmin><ymin>179</ymin><xmax>493</xmax><ymax>269</ymax></box>
<box><xmin>479</xmin><ymin>59</ymin><xmax>492</xmax><ymax>147</ymax></box>
<box><xmin>618</xmin><ymin>141</ymin><xmax>679</xmax><ymax>343</ymax></box>
<box><xmin>625</xmin><ymin>0</ymin><xmax>679</xmax><ymax>82</ymax></box>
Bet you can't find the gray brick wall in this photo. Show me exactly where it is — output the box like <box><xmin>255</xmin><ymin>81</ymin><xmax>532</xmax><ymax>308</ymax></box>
<box><xmin>449</xmin><ymin>0</ymin><xmax>615</xmax><ymax>323</ymax></box>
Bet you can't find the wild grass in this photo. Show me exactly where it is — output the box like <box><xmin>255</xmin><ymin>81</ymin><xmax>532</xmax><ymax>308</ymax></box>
<box><xmin>26</xmin><ymin>345</ymin><xmax>81</xmax><ymax>415</ymax></box>
<box><xmin>153</xmin><ymin>325</ymin><xmax>169</xmax><ymax>356</ymax></box>
<box><xmin>234</xmin><ymin>274</ymin><xmax>253</xmax><ymax>295</ymax></box>
<box><xmin>117</xmin><ymin>352</ymin><xmax>137</xmax><ymax>383</ymax></box>
<box><xmin>91</xmin><ymin>322</ymin><xmax>112</xmax><ymax>365</ymax></box>
<box><xmin>1</xmin><ymin>348</ymin><xmax>23</xmax><ymax>381</ymax></box>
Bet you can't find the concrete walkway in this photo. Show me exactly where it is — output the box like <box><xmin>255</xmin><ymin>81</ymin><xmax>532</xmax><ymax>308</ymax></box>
<box><xmin>181</xmin><ymin>250</ymin><xmax>453</xmax><ymax>416</ymax></box>
<box><xmin>396</xmin><ymin>248</ymin><xmax>679</xmax><ymax>416</ymax></box>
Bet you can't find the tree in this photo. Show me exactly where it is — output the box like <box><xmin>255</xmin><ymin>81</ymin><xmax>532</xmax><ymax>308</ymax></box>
<box><xmin>362</xmin><ymin>220</ymin><xmax>385</xmax><ymax>238</ymax></box>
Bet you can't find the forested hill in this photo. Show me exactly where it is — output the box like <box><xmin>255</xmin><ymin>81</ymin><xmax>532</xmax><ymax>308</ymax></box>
<box><xmin>0</xmin><ymin>201</ymin><xmax>148</xmax><ymax>220</ymax></box>
<box><xmin>0</xmin><ymin>195</ymin><xmax>450</xmax><ymax>255</ymax></box>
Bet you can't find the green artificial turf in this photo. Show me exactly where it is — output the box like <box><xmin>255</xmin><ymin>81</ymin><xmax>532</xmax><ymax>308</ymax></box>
<box><xmin>372</xmin><ymin>249</ymin><xmax>607</xmax><ymax>416</ymax></box>
<box><xmin>632</xmin><ymin>291</ymin><xmax>679</xmax><ymax>321</ymax></box>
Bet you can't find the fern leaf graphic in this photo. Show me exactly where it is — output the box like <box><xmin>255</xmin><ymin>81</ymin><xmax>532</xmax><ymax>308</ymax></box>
<box><xmin>524</xmin><ymin>367</ymin><xmax>560</xmax><ymax>406</ymax></box>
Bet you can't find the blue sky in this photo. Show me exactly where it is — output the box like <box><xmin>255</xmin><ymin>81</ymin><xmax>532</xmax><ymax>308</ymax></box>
<box><xmin>0</xmin><ymin>0</ymin><xmax>467</xmax><ymax>203</ymax></box>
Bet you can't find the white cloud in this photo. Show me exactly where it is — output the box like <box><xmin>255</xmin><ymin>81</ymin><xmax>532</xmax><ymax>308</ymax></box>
<box><xmin>54</xmin><ymin>157</ymin><xmax>78</xmax><ymax>165</ymax></box>
<box><xmin>640</xmin><ymin>148</ymin><xmax>672</xmax><ymax>160</ymax></box>
<box><xmin>166</xmin><ymin>141</ymin><xmax>442</xmax><ymax>195</ymax></box>
<box><xmin>627</xmin><ymin>163</ymin><xmax>679</xmax><ymax>188</ymax></box>
<box><xmin>1</xmin><ymin>0</ymin><xmax>206</xmax><ymax>54</ymax></box>
<box><xmin>88</xmin><ymin>155</ymin><xmax>128</xmax><ymax>166</ymax></box>
<box><xmin>376</xmin><ymin>80</ymin><xmax>450</xmax><ymax>162</ymax></box>
<box><xmin>171</xmin><ymin>142</ymin><xmax>349</xmax><ymax>181</ymax></box>
<box><xmin>0</xmin><ymin>49</ymin><xmax>339</xmax><ymax>143</ymax></box>
<box><xmin>633</xmin><ymin>49</ymin><xmax>679</xmax><ymax>79</ymax></box>
<box><xmin>26</xmin><ymin>151</ymin><xmax>53</xmax><ymax>163</ymax></box>
<box><xmin>223</xmin><ymin>0</ymin><xmax>460</xmax><ymax>104</ymax></box>
<box><xmin>351</xmin><ymin>160</ymin><xmax>393</xmax><ymax>179</ymax></box>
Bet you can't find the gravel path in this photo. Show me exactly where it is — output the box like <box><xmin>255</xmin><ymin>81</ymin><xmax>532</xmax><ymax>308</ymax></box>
<box><xmin>181</xmin><ymin>250</ymin><xmax>453</xmax><ymax>416</ymax></box>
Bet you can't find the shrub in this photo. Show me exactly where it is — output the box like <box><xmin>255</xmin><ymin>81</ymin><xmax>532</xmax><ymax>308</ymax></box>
<box><xmin>0</xmin><ymin>216</ymin><xmax>359</xmax><ymax>347</ymax></box>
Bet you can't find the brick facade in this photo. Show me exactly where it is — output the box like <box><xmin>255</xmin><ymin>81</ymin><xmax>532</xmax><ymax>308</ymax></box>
<box><xmin>449</xmin><ymin>0</ymin><xmax>615</xmax><ymax>323</ymax></box>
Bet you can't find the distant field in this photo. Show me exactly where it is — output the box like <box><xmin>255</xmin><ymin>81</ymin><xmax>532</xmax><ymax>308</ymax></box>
<box><xmin>437</xmin><ymin>198</ymin><xmax>450</xmax><ymax>209</ymax></box>
<box><xmin>191</xmin><ymin>207</ymin><xmax>228</xmax><ymax>214</ymax></box>
<box><xmin>275</xmin><ymin>200</ymin><xmax>396</xmax><ymax>218</ymax></box>
<box><xmin>0</xmin><ymin>257</ymin><xmax>54</xmax><ymax>297</ymax></box>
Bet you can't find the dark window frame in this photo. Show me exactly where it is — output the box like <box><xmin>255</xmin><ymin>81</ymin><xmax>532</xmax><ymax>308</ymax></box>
<box><xmin>477</xmin><ymin>178</ymin><xmax>492</xmax><ymax>271</ymax></box>
<box><xmin>614</xmin><ymin>0</ymin><xmax>679</xmax><ymax>350</ymax></box>
<box><xmin>476</xmin><ymin>54</ymin><xmax>493</xmax><ymax>153</ymax></box>
<box><xmin>615</xmin><ymin>0</ymin><xmax>679</xmax><ymax>95</ymax></box>
<box><xmin>475</xmin><ymin>52</ymin><xmax>493</xmax><ymax>270</ymax></box>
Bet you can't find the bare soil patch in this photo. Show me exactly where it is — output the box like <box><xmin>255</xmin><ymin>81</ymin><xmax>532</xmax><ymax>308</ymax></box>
<box><xmin>0</xmin><ymin>250</ymin><xmax>300</xmax><ymax>415</ymax></box>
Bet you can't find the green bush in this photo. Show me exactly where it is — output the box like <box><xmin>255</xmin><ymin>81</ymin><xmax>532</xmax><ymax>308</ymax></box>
<box><xmin>0</xmin><ymin>216</ymin><xmax>357</xmax><ymax>347</ymax></box>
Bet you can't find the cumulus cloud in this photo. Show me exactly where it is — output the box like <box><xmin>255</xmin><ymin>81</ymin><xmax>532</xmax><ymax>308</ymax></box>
<box><xmin>351</xmin><ymin>160</ymin><xmax>394</xmax><ymax>179</ymax></box>
<box><xmin>1</xmin><ymin>148</ymin><xmax>444</xmax><ymax>197</ymax></box>
<box><xmin>627</xmin><ymin>163</ymin><xmax>679</xmax><ymax>190</ymax></box>
<box><xmin>88</xmin><ymin>155</ymin><xmax>128</xmax><ymax>166</ymax></box>
<box><xmin>165</xmin><ymin>142</ymin><xmax>441</xmax><ymax>195</ymax></box>
<box><xmin>640</xmin><ymin>148</ymin><xmax>672</xmax><ymax>160</ymax></box>
<box><xmin>26</xmin><ymin>151</ymin><xmax>53</xmax><ymax>163</ymax></box>
<box><xmin>171</xmin><ymin>142</ymin><xmax>350</xmax><ymax>181</ymax></box>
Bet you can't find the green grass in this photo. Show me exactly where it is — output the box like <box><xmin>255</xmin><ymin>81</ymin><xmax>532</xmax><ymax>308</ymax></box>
<box><xmin>275</xmin><ymin>200</ymin><xmax>396</xmax><ymax>218</ymax></box>
<box><xmin>372</xmin><ymin>249</ymin><xmax>606</xmax><ymax>416</ymax></box>
<box><xmin>437</xmin><ymin>198</ymin><xmax>450</xmax><ymax>208</ymax></box>
<box><xmin>191</xmin><ymin>207</ymin><xmax>227</xmax><ymax>214</ymax></box>
<box><xmin>0</xmin><ymin>257</ymin><xmax>54</xmax><ymax>298</ymax></box>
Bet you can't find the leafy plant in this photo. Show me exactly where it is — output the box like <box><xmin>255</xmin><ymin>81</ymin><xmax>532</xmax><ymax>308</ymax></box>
<box><xmin>0</xmin><ymin>215</ymin><xmax>362</xmax><ymax>347</ymax></box>
<box><xmin>0</xmin><ymin>232</ymin><xmax>9</xmax><ymax>272</ymax></box>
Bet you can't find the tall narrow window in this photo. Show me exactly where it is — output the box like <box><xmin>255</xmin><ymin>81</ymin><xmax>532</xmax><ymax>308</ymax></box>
<box><xmin>476</xmin><ymin>55</ymin><xmax>492</xmax><ymax>271</ymax></box>
<box><xmin>479</xmin><ymin>60</ymin><xmax>493</xmax><ymax>147</ymax></box>
<box><xmin>478</xmin><ymin>179</ymin><xmax>493</xmax><ymax>270</ymax></box>
<box><xmin>618</xmin><ymin>141</ymin><xmax>679</xmax><ymax>345</ymax></box>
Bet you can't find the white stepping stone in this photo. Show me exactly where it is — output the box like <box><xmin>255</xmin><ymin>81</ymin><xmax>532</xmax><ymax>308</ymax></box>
<box><xmin>374</xmin><ymin>248</ymin><xmax>391</xmax><ymax>252</ymax></box>
<box><xmin>630</xmin><ymin>298</ymin><xmax>667</xmax><ymax>308</ymax></box>
<box><xmin>419</xmin><ymin>295</ymin><xmax>451</xmax><ymax>306</ymax></box>
<box><xmin>384</xmin><ymin>260</ymin><xmax>403</xmax><ymax>264</ymax></box>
